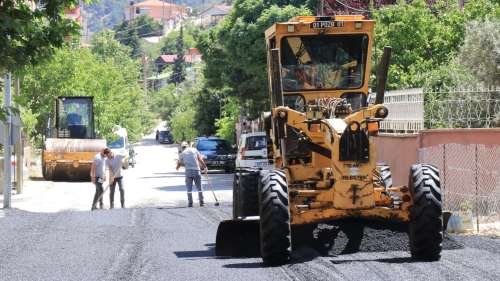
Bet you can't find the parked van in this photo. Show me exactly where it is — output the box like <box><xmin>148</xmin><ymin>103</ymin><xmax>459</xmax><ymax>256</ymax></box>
<box><xmin>236</xmin><ymin>132</ymin><xmax>269</xmax><ymax>169</ymax></box>
<box><xmin>108</xmin><ymin>127</ymin><xmax>130</xmax><ymax>169</ymax></box>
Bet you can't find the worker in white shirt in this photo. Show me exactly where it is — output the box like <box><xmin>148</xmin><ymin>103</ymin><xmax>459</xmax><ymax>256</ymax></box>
<box><xmin>107</xmin><ymin>150</ymin><xmax>126</xmax><ymax>209</ymax></box>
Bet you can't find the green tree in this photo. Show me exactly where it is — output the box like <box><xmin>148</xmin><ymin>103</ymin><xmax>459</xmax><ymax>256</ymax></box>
<box><xmin>113</xmin><ymin>15</ymin><xmax>163</xmax><ymax>58</ymax></box>
<box><xmin>160</xmin><ymin>26</ymin><xmax>197</xmax><ymax>55</ymax></box>
<box><xmin>196</xmin><ymin>0</ymin><xmax>311</xmax><ymax>140</ymax></box>
<box><xmin>215</xmin><ymin>97</ymin><xmax>239</xmax><ymax>143</ymax></box>
<box><xmin>0</xmin><ymin>0</ymin><xmax>80</xmax><ymax>72</ymax></box>
<box><xmin>169</xmin><ymin>26</ymin><xmax>186</xmax><ymax>84</ymax></box>
<box><xmin>194</xmin><ymin>87</ymin><xmax>225</xmax><ymax>136</ymax></box>
<box><xmin>150</xmin><ymin>84</ymin><xmax>180</xmax><ymax>120</ymax></box>
<box><xmin>458</xmin><ymin>20</ymin><xmax>500</xmax><ymax>87</ymax></box>
<box><xmin>372</xmin><ymin>0</ymin><xmax>499</xmax><ymax>89</ymax></box>
<box><xmin>91</xmin><ymin>30</ymin><xmax>133</xmax><ymax>62</ymax></box>
<box><xmin>169</xmin><ymin>86</ymin><xmax>199</xmax><ymax>142</ymax></box>
<box><xmin>20</xmin><ymin>45</ymin><xmax>153</xmax><ymax>145</ymax></box>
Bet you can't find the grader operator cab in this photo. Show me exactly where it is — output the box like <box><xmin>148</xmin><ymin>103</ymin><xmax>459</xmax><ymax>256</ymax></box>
<box><xmin>216</xmin><ymin>15</ymin><xmax>443</xmax><ymax>265</ymax></box>
<box><xmin>42</xmin><ymin>97</ymin><xmax>106</xmax><ymax>181</ymax></box>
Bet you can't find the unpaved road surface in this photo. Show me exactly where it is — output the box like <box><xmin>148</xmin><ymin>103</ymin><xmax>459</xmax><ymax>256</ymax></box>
<box><xmin>1</xmin><ymin>134</ymin><xmax>499</xmax><ymax>281</ymax></box>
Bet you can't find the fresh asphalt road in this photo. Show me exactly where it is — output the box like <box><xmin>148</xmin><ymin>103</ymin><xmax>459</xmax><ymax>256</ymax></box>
<box><xmin>0</xmin><ymin>135</ymin><xmax>499</xmax><ymax>281</ymax></box>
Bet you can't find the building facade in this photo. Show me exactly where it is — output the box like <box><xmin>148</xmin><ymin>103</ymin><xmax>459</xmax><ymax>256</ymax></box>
<box><xmin>125</xmin><ymin>0</ymin><xmax>187</xmax><ymax>22</ymax></box>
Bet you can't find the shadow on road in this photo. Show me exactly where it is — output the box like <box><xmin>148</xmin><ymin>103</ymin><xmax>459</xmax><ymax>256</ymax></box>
<box><xmin>174</xmin><ymin>243</ymin><xmax>216</xmax><ymax>259</ymax></box>
<box><xmin>330</xmin><ymin>256</ymin><xmax>415</xmax><ymax>264</ymax></box>
<box><xmin>223</xmin><ymin>262</ymin><xmax>264</xmax><ymax>269</ymax></box>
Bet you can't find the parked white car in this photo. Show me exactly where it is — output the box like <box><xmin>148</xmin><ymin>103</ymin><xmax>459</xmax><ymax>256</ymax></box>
<box><xmin>236</xmin><ymin>132</ymin><xmax>270</xmax><ymax>169</ymax></box>
<box><xmin>108</xmin><ymin>127</ymin><xmax>131</xmax><ymax>169</ymax></box>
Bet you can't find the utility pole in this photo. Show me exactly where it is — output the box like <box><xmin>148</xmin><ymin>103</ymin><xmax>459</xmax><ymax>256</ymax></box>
<box><xmin>3</xmin><ymin>73</ymin><xmax>12</xmax><ymax>208</ymax></box>
<box><xmin>14</xmin><ymin>77</ymin><xmax>23</xmax><ymax>194</ymax></box>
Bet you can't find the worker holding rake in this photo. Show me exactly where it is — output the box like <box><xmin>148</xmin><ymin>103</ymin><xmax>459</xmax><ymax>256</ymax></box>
<box><xmin>176</xmin><ymin>142</ymin><xmax>207</xmax><ymax>207</ymax></box>
<box><xmin>90</xmin><ymin>148</ymin><xmax>110</xmax><ymax>210</ymax></box>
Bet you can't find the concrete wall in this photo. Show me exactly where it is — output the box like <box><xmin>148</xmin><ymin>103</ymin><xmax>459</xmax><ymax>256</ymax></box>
<box><xmin>373</xmin><ymin>134</ymin><xmax>418</xmax><ymax>186</ymax></box>
<box><xmin>374</xmin><ymin>128</ymin><xmax>500</xmax><ymax>186</ymax></box>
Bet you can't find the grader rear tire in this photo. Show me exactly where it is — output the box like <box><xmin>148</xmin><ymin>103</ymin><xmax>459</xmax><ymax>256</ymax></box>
<box><xmin>409</xmin><ymin>164</ymin><xmax>443</xmax><ymax>261</ymax></box>
<box><xmin>240</xmin><ymin>171</ymin><xmax>259</xmax><ymax>217</ymax></box>
<box><xmin>232</xmin><ymin>174</ymin><xmax>239</xmax><ymax>219</ymax></box>
<box><xmin>233</xmin><ymin>171</ymin><xmax>260</xmax><ymax>219</ymax></box>
<box><xmin>259</xmin><ymin>169</ymin><xmax>291</xmax><ymax>265</ymax></box>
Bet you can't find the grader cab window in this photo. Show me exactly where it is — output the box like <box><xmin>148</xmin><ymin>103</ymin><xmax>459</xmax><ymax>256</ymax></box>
<box><xmin>281</xmin><ymin>34</ymin><xmax>368</xmax><ymax>92</ymax></box>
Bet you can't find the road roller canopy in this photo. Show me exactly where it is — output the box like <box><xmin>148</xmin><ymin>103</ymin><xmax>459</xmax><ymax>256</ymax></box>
<box><xmin>265</xmin><ymin>16</ymin><xmax>374</xmax><ymax>110</ymax></box>
<box><xmin>56</xmin><ymin>96</ymin><xmax>95</xmax><ymax>139</ymax></box>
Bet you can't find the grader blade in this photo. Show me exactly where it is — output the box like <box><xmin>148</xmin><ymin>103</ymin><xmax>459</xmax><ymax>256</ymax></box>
<box><xmin>215</xmin><ymin>219</ymin><xmax>260</xmax><ymax>257</ymax></box>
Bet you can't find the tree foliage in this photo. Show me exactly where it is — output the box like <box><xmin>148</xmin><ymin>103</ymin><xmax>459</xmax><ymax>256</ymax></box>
<box><xmin>170</xmin><ymin>26</ymin><xmax>187</xmax><ymax>84</ymax></box>
<box><xmin>195</xmin><ymin>0</ymin><xmax>311</xmax><ymax>140</ymax></box>
<box><xmin>372</xmin><ymin>0</ymin><xmax>499</xmax><ymax>89</ymax></box>
<box><xmin>0</xmin><ymin>0</ymin><xmax>80</xmax><ymax>72</ymax></box>
<box><xmin>150</xmin><ymin>84</ymin><xmax>180</xmax><ymax>121</ymax></box>
<box><xmin>114</xmin><ymin>15</ymin><xmax>163</xmax><ymax>58</ymax></box>
<box><xmin>160</xmin><ymin>25</ymin><xmax>197</xmax><ymax>55</ymax></box>
<box><xmin>458</xmin><ymin>20</ymin><xmax>500</xmax><ymax>87</ymax></box>
<box><xmin>19</xmin><ymin>33</ymin><xmax>154</xmax><ymax>145</ymax></box>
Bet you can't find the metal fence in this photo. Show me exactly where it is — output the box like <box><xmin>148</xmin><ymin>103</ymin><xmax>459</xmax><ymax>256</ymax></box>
<box><xmin>379</xmin><ymin>87</ymin><xmax>500</xmax><ymax>133</ymax></box>
<box><xmin>379</xmin><ymin>88</ymin><xmax>424</xmax><ymax>133</ymax></box>
<box><xmin>419</xmin><ymin>143</ymin><xmax>500</xmax><ymax>232</ymax></box>
<box><xmin>426</xmin><ymin>88</ymin><xmax>500</xmax><ymax>129</ymax></box>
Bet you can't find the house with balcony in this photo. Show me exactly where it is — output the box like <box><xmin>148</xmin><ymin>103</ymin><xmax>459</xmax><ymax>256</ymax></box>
<box><xmin>125</xmin><ymin>0</ymin><xmax>187</xmax><ymax>32</ymax></box>
<box><xmin>197</xmin><ymin>4</ymin><xmax>231</xmax><ymax>27</ymax></box>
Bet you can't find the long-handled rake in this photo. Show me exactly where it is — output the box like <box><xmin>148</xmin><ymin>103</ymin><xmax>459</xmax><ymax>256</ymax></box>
<box><xmin>203</xmin><ymin>170</ymin><xmax>220</xmax><ymax>206</ymax></box>
<box><xmin>93</xmin><ymin>183</ymin><xmax>110</xmax><ymax>209</ymax></box>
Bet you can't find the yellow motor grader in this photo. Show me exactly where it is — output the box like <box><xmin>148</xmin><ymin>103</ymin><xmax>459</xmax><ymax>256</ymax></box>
<box><xmin>216</xmin><ymin>15</ymin><xmax>443</xmax><ymax>265</ymax></box>
<box><xmin>42</xmin><ymin>96</ymin><xmax>106</xmax><ymax>181</ymax></box>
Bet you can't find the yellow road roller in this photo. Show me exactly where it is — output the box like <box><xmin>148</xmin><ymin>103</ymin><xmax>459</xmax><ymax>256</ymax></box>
<box><xmin>42</xmin><ymin>96</ymin><xmax>106</xmax><ymax>181</ymax></box>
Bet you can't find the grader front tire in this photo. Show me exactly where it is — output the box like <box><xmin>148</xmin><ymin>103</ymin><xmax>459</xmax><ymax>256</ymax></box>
<box><xmin>409</xmin><ymin>164</ymin><xmax>443</xmax><ymax>261</ymax></box>
<box><xmin>259</xmin><ymin>169</ymin><xmax>291</xmax><ymax>266</ymax></box>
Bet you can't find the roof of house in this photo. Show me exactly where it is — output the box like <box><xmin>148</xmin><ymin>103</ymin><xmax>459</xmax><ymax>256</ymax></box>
<box><xmin>199</xmin><ymin>4</ymin><xmax>231</xmax><ymax>16</ymax></box>
<box><xmin>133</xmin><ymin>0</ymin><xmax>180</xmax><ymax>8</ymax></box>
<box><xmin>156</xmin><ymin>53</ymin><xmax>202</xmax><ymax>64</ymax></box>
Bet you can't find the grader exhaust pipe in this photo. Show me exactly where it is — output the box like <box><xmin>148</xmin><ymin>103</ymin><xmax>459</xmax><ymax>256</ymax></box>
<box><xmin>375</xmin><ymin>46</ymin><xmax>392</xmax><ymax>105</ymax></box>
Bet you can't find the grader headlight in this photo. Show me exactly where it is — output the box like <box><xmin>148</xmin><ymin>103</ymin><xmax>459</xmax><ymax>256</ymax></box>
<box><xmin>375</xmin><ymin>106</ymin><xmax>389</xmax><ymax>118</ymax></box>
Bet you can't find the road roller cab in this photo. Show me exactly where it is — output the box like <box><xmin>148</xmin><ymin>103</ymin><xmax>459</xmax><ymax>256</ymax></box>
<box><xmin>216</xmin><ymin>15</ymin><xmax>443</xmax><ymax>265</ymax></box>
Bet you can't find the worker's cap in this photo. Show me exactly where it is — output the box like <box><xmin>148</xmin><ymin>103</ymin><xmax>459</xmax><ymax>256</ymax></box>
<box><xmin>181</xmin><ymin>141</ymin><xmax>189</xmax><ymax>148</ymax></box>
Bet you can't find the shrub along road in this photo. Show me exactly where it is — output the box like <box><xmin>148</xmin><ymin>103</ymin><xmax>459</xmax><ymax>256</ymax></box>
<box><xmin>0</xmin><ymin>135</ymin><xmax>498</xmax><ymax>281</ymax></box>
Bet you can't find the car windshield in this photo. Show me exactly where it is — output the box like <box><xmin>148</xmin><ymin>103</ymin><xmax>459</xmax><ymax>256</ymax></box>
<box><xmin>245</xmin><ymin>136</ymin><xmax>266</xmax><ymax>150</ymax></box>
<box><xmin>108</xmin><ymin>137</ymin><xmax>125</xmax><ymax>149</ymax></box>
<box><xmin>281</xmin><ymin>34</ymin><xmax>368</xmax><ymax>91</ymax></box>
<box><xmin>159</xmin><ymin>131</ymin><xmax>171</xmax><ymax>137</ymax></box>
<box><xmin>197</xmin><ymin>139</ymin><xmax>231</xmax><ymax>152</ymax></box>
